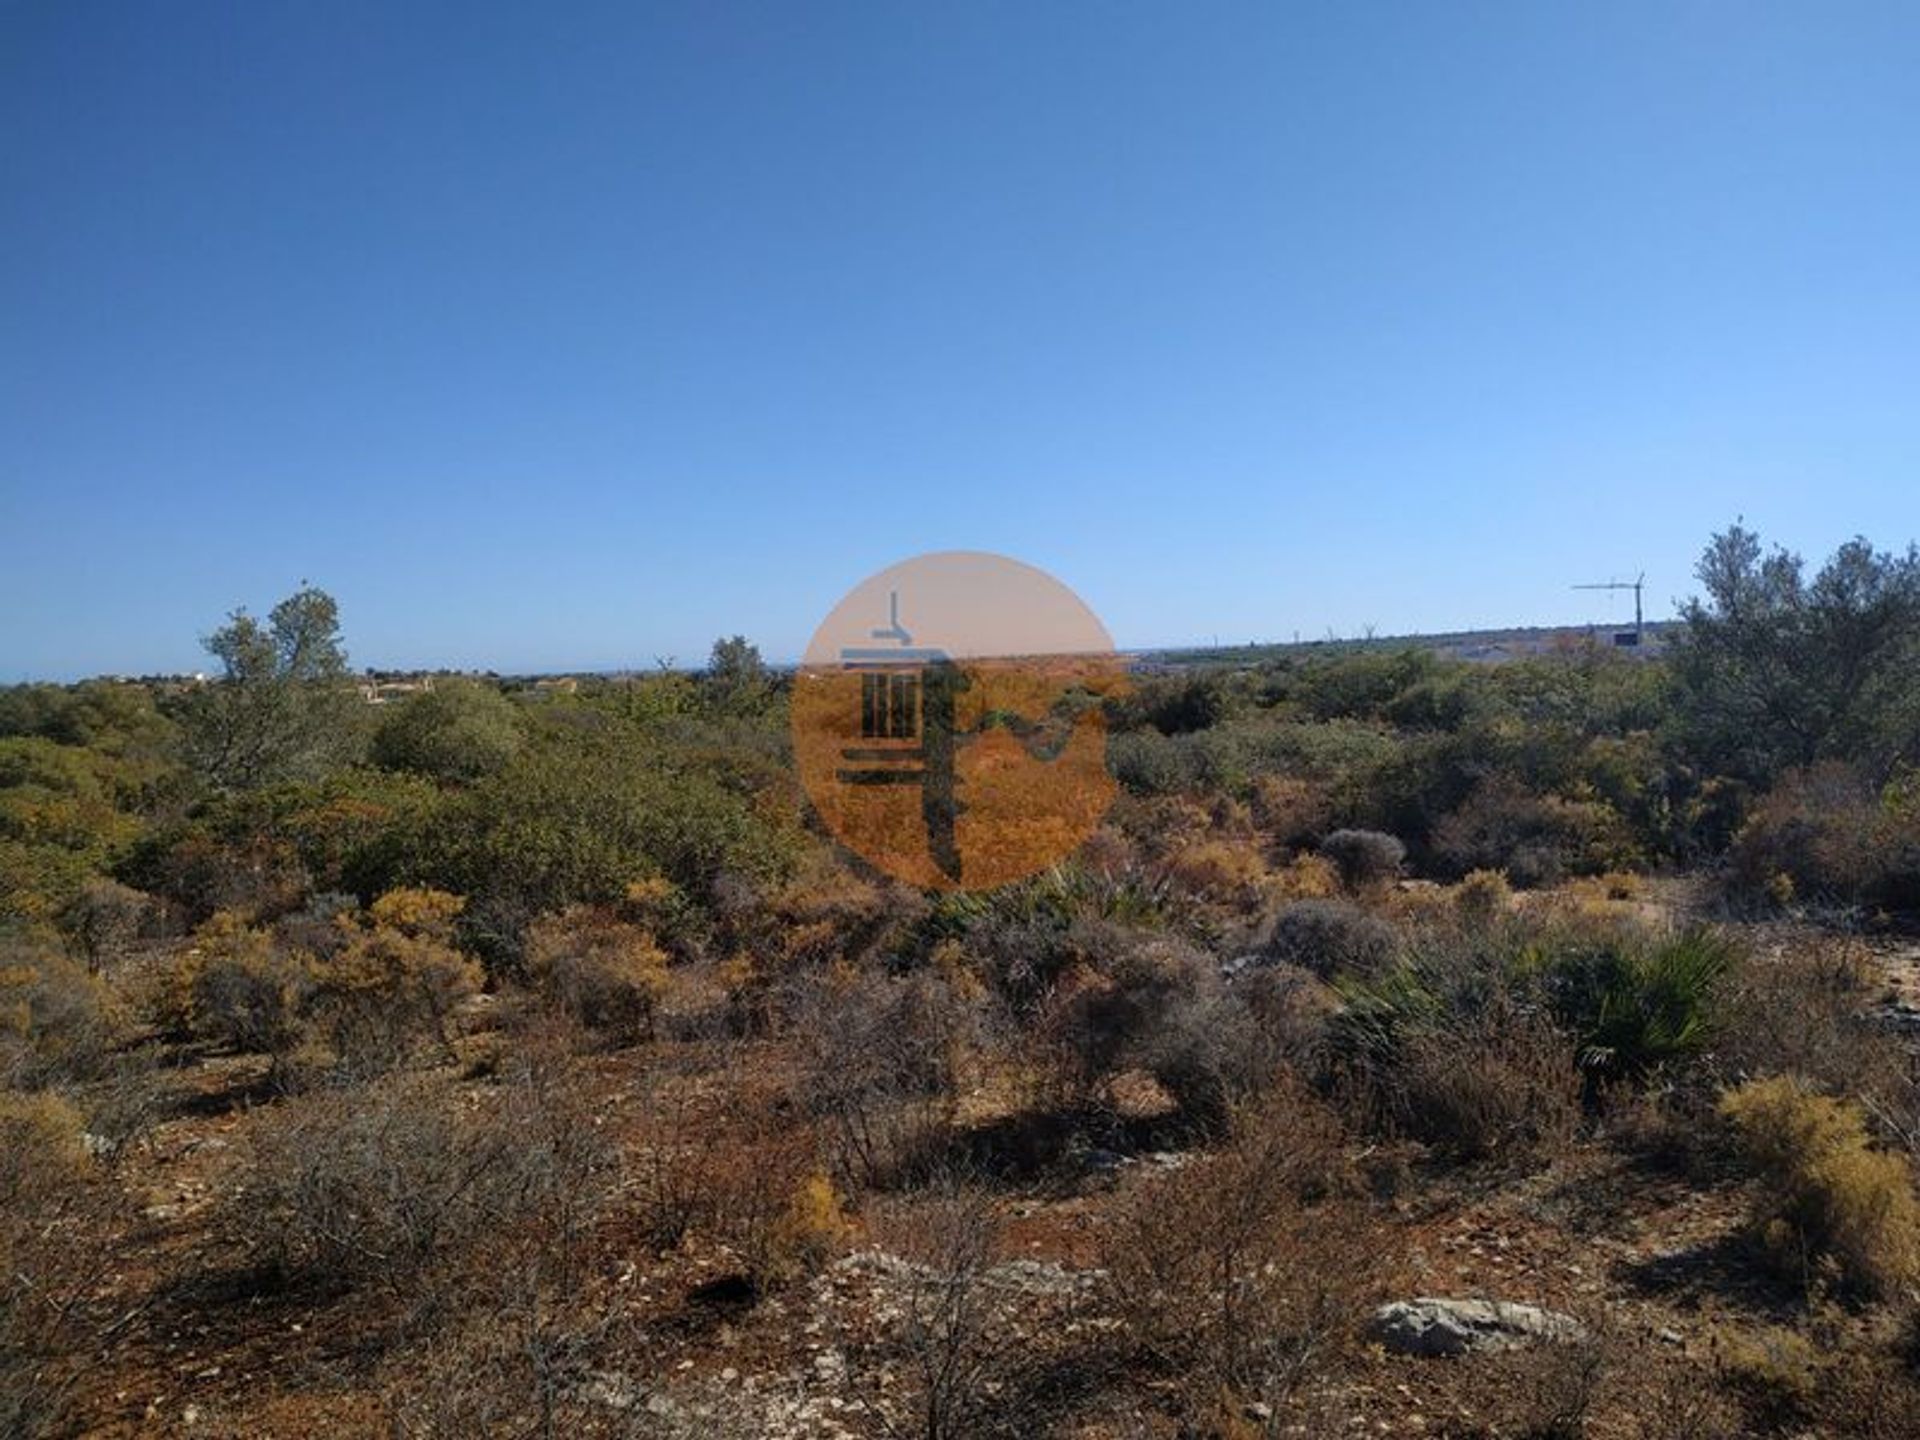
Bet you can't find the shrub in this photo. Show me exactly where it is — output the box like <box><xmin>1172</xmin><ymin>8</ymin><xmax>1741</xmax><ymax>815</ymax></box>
<box><xmin>57</xmin><ymin>876</ymin><xmax>151</xmax><ymax>973</ymax></box>
<box><xmin>1730</xmin><ymin>762</ymin><xmax>1920</xmax><ymax>912</ymax></box>
<box><xmin>524</xmin><ymin>905</ymin><xmax>668</xmax><ymax>1043</ymax></box>
<box><xmin>1047</xmin><ymin>930</ymin><xmax>1211</xmax><ymax>1098</ymax></box>
<box><xmin>412</xmin><ymin>740</ymin><xmax>799</xmax><ymax>920</ymax></box>
<box><xmin>1715</xmin><ymin>938</ymin><xmax>1917</xmax><ymax>1134</ymax></box>
<box><xmin>0</xmin><ymin>1090</ymin><xmax>105</xmax><ymax>1440</ymax></box>
<box><xmin>234</xmin><ymin>1068</ymin><xmax>606</xmax><ymax>1295</ymax></box>
<box><xmin>1433</xmin><ymin>776</ymin><xmax>1635</xmax><ymax>886</ymax></box>
<box><xmin>132</xmin><ymin>825</ymin><xmax>310</xmax><ymax>925</ymax></box>
<box><xmin>0</xmin><ymin>935</ymin><xmax>125</xmax><ymax>1087</ymax></box>
<box><xmin>1271</xmin><ymin>851</ymin><xmax>1342</xmax><ymax>902</ymax></box>
<box><xmin>1454</xmin><ymin>867</ymin><xmax>1514</xmax><ymax>920</ymax></box>
<box><xmin>1719</xmin><ymin>1076</ymin><xmax>1920</xmax><ymax>1298</ymax></box>
<box><xmin>367</xmin><ymin>885</ymin><xmax>465</xmax><ymax>938</ymax></box>
<box><xmin>1397</xmin><ymin>999</ymin><xmax>1581</xmax><ymax>1161</ymax></box>
<box><xmin>796</xmin><ymin>969</ymin><xmax>966</xmax><ymax>1188</ymax></box>
<box><xmin>1103</xmin><ymin>1089</ymin><xmax>1378</xmax><ymax>1419</ymax></box>
<box><xmin>1107</xmin><ymin>730</ymin><xmax>1195</xmax><ymax>796</ymax></box>
<box><xmin>1249</xmin><ymin>775</ymin><xmax>1334</xmax><ymax>849</ymax></box>
<box><xmin>1262</xmin><ymin>899</ymin><xmax>1399</xmax><ymax>981</ymax></box>
<box><xmin>1319</xmin><ymin>828</ymin><xmax>1405</xmax><ymax>890</ymax></box>
<box><xmin>1712</xmin><ymin>1324</ymin><xmax>1821</xmax><ymax>1419</ymax></box>
<box><xmin>170</xmin><ymin>912</ymin><xmax>311</xmax><ymax>1073</ymax></box>
<box><xmin>1538</xmin><ymin>927</ymin><xmax>1736</xmax><ymax>1083</ymax></box>
<box><xmin>0</xmin><ymin>1091</ymin><xmax>88</xmax><ymax>1218</ymax></box>
<box><xmin>856</xmin><ymin>1180</ymin><xmax>1017</xmax><ymax>1440</ymax></box>
<box><xmin>370</xmin><ymin>678</ymin><xmax>524</xmax><ymax>782</ymax></box>
<box><xmin>1163</xmin><ymin>838</ymin><xmax>1267</xmax><ymax>901</ymax></box>
<box><xmin>764</xmin><ymin>1170</ymin><xmax>852</xmax><ymax>1282</ymax></box>
<box><xmin>305</xmin><ymin>900</ymin><xmax>483</xmax><ymax>1073</ymax></box>
<box><xmin>698</xmin><ymin>1089</ymin><xmax>839</xmax><ymax>1291</ymax></box>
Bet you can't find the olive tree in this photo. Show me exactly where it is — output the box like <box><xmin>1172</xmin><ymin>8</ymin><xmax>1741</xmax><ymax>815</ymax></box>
<box><xmin>181</xmin><ymin>585</ymin><xmax>364</xmax><ymax>789</ymax></box>
<box><xmin>1671</xmin><ymin>525</ymin><xmax>1920</xmax><ymax>784</ymax></box>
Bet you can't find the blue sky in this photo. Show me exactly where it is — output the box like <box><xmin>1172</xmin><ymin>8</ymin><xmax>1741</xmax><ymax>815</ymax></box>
<box><xmin>3</xmin><ymin>2</ymin><xmax>1917</xmax><ymax>679</ymax></box>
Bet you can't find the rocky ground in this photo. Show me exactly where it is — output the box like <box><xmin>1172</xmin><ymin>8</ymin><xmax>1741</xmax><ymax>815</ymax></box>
<box><xmin>42</xmin><ymin>909</ymin><xmax>1919</xmax><ymax>1438</ymax></box>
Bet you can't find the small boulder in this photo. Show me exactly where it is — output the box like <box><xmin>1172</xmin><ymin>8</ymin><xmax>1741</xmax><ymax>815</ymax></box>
<box><xmin>1367</xmin><ymin>1297</ymin><xmax>1586</xmax><ymax>1357</ymax></box>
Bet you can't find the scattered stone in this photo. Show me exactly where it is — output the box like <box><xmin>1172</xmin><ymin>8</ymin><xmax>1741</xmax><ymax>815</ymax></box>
<box><xmin>579</xmin><ymin>1371</ymin><xmax>640</xmax><ymax>1410</ymax></box>
<box><xmin>1367</xmin><ymin>1298</ymin><xmax>1587</xmax><ymax>1357</ymax></box>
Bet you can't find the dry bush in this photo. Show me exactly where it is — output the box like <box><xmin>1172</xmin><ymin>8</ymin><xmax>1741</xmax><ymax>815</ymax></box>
<box><xmin>1249</xmin><ymin>775</ymin><xmax>1334</xmax><ymax>849</ymax></box>
<box><xmin>795</xmin><ymin>967</ymin><xmax>967</xmax><ymax>1189</ymax></box>
<box><xmin>1047</xmin><ymin>931</ymin><xmax>1211</xmax><ymax>1103</ymax></box>
<box><xmin>1567</xmin><ymin>869</ymin><xmax>1647</xmax><ymax>904</ymax></box>
<box><xmin>1714</xmin><ymin>936</ymin><xmax>1920</xmax><ymax>1142</ymax></box>
<box><xmin>1269</xmin><ymin>850</ymin><xmax>1342</xmax><ymax>902</ymax></box>
<box><xmin>860</xmin><ymin>1180</ymin><xmax>1023</xmax><ymax>1440</ymax></box>
<box><xmin>1719</xmin><ymin>1076</ymin><xmax>1920</xmax><ymax>1299</ymax></box>
<box><xmin>233</xmin><ymin>1061</ymin><xmax>610</xmax><ymax>1300</ymax></box>
<box><xmin>366</xmin><ymin>884</ymin><xmax>466</xmax><ymax>936</ymax></box>
<box><xmin>0</xmin><ymin>1090</ymin><xmax>87</xmax><ymax>1219</ymax></box>
<box><xmin>1397</xmin><ymin>999</ymin><xmax>1582</xmax><ymax>1162</ymax></box>
<box><xmin>171</xmin><ymin>896</ymin><xmax>482</xmax><ymax>1079</ymax></box>
<box><xmin>1110</xmin><ymin>793</ymin><xmax>1216</xmax><ymax>862</ymax></box>
<box><xmin>766</xmin><ymin>1169</ymin><xmax>854</xmax><ymax>1281</ymax></box>
<box><xmin>57</xmin><ymin>875</ymin><xmax>152</xmax><ymax>974</ymax></box>
<box><xmin>1730</xmin><ymin>762</ymin><xmax>1920</xmax><ymax>912</ymax></box>
<box><xmin>1233</xmin><ymin>960</ymin><xmax>1342</xmax><ymax>1069</ymax></box>
<box><xmin>307</xmin><ymin>952</ymin><xmax>460</xmax><ymax>1071</ymax></box>
<box><xmin>1035</xmin><ymin>923</ymin><xmax>1334</xmax><ymax>1138</ymax></box>
<box><xmin>755</xmin><ymin>863</ymin><xmax>909</xmax><ymax>980</ymax></box>
<box><xmin>0</xmin><ymin>1092</ymin><xmax>127</xmax><ymax>1439</ymax></box>
<box><xmin>621</xmin><ymin>1072</ymin><xmax>718</xmax><ymax>1253</ymax></box>
<box><xmin>0</xmin><ymin>934</ymin><xmax>125</xmax><ymax>1087</ymax></box>
<box><xmin>1711</xmin><ymin>1322</ymin><xmax>1821</xmax><ymax>1420</ymax></box>
<box><xmin>1604</xmin><ymin>1083</ymin><xmax>1722</xmax><ymax>1177</ymax></box>
<box><xmin>236</xmin><ymin>1075</ymin><xmax>504</xmax><ymax>1291</ymax></box>
<box><xmin>1433</xmin><ymin>775</ymin><xmax>1636</xmax><ymax>887</ymax></box>
<box><xmin>170</xmin><ymin>910</ymin><xmax>310</xmax><ymax>1065</ymax></box>
<box><xmin>305</xmin><ymin>893</ymin><xmax>482</xmax><ymax>1074</ymax></box>
<box><xmin>1135</xmin><ymin>963</ymin><xmax>1343</xmax><ymax>1140</ymax></box>
<box><xmin>1454</xmin><ymin>867</ymin><xmax>1514</xmax><ymax>921</ymax></box>
<box><xmin>525</xmin><ymin>904</ymin><xmax>669</xmax><ymax>1043</ymax></box>
<box><xmin>1806</xmin><ymin>1349</ymin><xmax>1920</xmax><ymax>1439</ymax></box>
<box><xmin>1319</xmin><ymin>828</ymin><xmax>1405</xmax><ymax>891</ymax></box>
<box><xmin>1261</xmin><ymin>899</ymin><xmax>1399</xmax><ymax>980</ymax></box>
<box><xmin>1163</xmin><ymin>837</ymin><xmax>1268</xmax><ymax>903</ymax></box>
<box><xmin>1458</xmin><ymin>1333</ymin><xmax>1743</xmax><ymax>1440</ymax></box>
<box><xmin>378</xmin><ymin>1286</ymin><xmax>617</xmax><ymax>1440</ymax></box>
<box><xmin>144</xmin><ymin>828</ymin><xmax>310</xmax><ymax>925</ymax></box>
<box><xmin>1102</xmin><ymin>1087</ymin><xmax>1378</xmax><ymax>1421</ymax></box>
<box><xmin>700</xmin><ymin>1091</ymin><xmax>848</xmax><ymax>1291</ymax></box>
<box><xmin>374</xmin><ymin>1039</ymin><xmax>619</xmax><ymax>1436</ymax></box>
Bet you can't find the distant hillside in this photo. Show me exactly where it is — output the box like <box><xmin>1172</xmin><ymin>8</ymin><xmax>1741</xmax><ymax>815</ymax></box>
<box><xmin>1137</xmin><ymin>618</ymin><xmax>1680</xmax><ymax>669</ymax></box>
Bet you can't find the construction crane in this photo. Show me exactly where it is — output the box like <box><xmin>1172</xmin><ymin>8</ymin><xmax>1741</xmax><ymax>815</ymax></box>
<box><xmin>1573</xmin><ymin>573</ymin><xmax>1645</xmax><ymax>647</ymax></box>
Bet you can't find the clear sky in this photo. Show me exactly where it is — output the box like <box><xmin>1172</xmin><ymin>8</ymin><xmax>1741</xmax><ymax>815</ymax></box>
<box><xmin>3</xmin><ymin>2</ymin><xmax>1917</xmax><ymax>679</ymax></box>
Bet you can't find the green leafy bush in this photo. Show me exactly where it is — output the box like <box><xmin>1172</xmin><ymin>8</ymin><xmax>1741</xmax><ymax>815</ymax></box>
<box><xmin>1534</xmin><ymin>927</ymin><xmax>1736</xmax><ymax>1082</ymax></box>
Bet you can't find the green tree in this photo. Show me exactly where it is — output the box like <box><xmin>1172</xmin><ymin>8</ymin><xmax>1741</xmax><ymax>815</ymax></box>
<box><xmin>704</xmin><ymin>635</ymin><xmax>770</xmax><ymax>714</ymax></box>
<box><xmin>182</xmin><ymin>585</ymin><xmax>364</xmax><ymax>790</ymax></box>
<box><xmin>371</xmin><ymin>678</ymin><xmax>523</xmax><ymax>782</ymax></box>
<box><xmin>1671</xmin><ymin>526</ymin><xmax>1920</xmax><ymax>783</ymax></box>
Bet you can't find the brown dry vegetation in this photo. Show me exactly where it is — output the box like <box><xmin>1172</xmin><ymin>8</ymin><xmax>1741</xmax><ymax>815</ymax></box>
<box><xmin>5</xmin><ymin>528</ymin><xmax>1920</xmax><ymax>1436</ymax></box>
